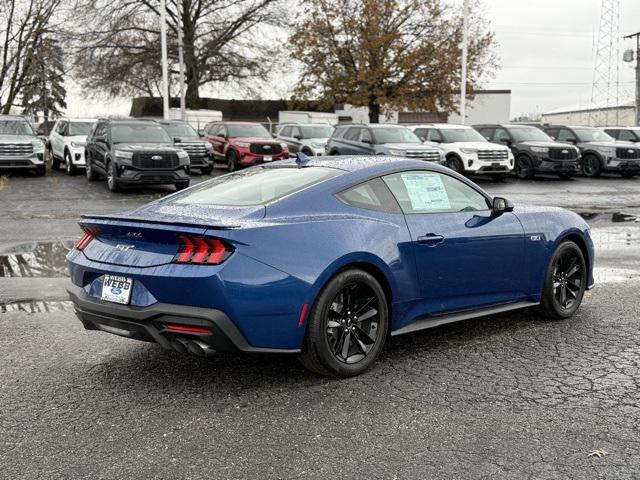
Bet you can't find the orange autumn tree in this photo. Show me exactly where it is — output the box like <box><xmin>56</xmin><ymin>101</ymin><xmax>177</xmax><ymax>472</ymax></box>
<box><xmin>289</xmin><ymin>0</ymin><xmax>498</xmax><ymax>123</ymax></box>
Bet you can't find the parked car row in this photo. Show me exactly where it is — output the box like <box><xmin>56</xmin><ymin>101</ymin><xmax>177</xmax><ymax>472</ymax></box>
<box><xmin>1</xmin><ymin>113</ymin><xmax>639</xmax><ymax>188</ymax></box>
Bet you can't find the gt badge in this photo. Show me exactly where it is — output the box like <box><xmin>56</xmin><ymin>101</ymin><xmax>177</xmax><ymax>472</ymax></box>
<box><xmin>530</xmin><ymin>235</ymin><xmax>542</xmax><ymax>241</ymax></box>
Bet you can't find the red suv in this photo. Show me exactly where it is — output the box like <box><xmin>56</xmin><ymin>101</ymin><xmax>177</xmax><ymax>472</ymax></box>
<box><xmin>204</xmin><ymin>121</ymin><xmax>289</xmax><ymax>171</ymax></box>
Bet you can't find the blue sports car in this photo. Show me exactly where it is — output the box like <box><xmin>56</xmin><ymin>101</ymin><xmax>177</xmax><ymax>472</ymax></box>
<box><xmin>67</xmin><ymin>156</ymin><xmax>594</xmax><ymax>377</ymax></box>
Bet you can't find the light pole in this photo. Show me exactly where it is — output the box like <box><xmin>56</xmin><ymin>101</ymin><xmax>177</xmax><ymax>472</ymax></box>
<box><xmin>177</xmin><ymin>0</ymin><xmax>186</xmax><ymax>120</ymax></box>
<box><xmin>160</xmin><ymin>0</ymin><xmax>170</xmax><ymax>120</ymax></box>
<box><xmin>460</xmin><ymin>0</ymin><xmax>469</xmax><ymax>125</ymax></box>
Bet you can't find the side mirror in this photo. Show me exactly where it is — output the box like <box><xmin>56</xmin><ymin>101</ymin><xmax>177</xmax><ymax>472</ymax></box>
<box><xmin>197</xmin><ymin>129</ymin><xmax>205</xmax><ymax>137</ymax></box>
<box><xmin>492</xmin><ymin>197</ymin><xmax>514</xmax><ymax>214</ymax></box>
<box><xmin>431</xmin><ymin>138</ymin><xmax>442</xmax><ymax>143</ymax></box>
<box><xmin>419</xmin><ymin>136</ymin><xmax>426</xmax><ymax>142</ymax></box>
<box><xmin>293</xmin><ymin>134</ymin><xmax>302</xmax><ymax>140</ymax></box>
<box><xmin>566</xmin><ymin>138</ymin><xmax>577</xmax><ymax>145</ymax></box>
<box><xmin>173</xmin><ymin>137</ymin><xmax>182</xmax><ymax>143</ymax></box>
<box><xmin>362</xmin><ymin>138</ymin><xmax>372</xmax><ymax>144</ymax></box>
<box><xmin>95</xmin><ymin>134</ymin><xmax>106</xmax><ymax>143</ymax></box>
<box><xmin>272</xmin><ymin>133</ymin><xmax>277</xmax><ymax>138</ymax></box>
<box><xmin>499</xmin><ymin>138</ymin><xmax>511</xmax><ymax>146</ymax></box>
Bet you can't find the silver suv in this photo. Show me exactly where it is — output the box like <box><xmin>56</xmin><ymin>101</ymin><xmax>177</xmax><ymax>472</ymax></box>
<box><xmin>276</xmin><ymin>123</ymin><xmax>335</xmax><ymax>156</ymax></box>
<box><xmin>0</xmin><ymin>115</ymin><xmax>46</xmax><ymax>175</ymax></box>
<box><xmin>325</xmin><ymin>124</ymin><xmax>443</xmax><ymax>163</ymax></box>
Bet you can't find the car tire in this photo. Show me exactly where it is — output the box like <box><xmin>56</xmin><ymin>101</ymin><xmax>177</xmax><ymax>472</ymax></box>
<box><xmin>65</xmin><ymin>150</ymin><xmax>77</xmax><ymax>176</ymax></box>
<box><xmin>51</xmin><ymin>152</ymin><xmax>60</xmax><ymax>170</ymax></box>
<box><xmin>328</xmin><ymin>150</ymin><xmax>340</xmax><ymax>156</ymax></box>
<box><xmin>227</xmin><ymin>150</ymin><xmax>238</xmax><ymax>172</ymax></box>
<box><xmin>85</xmin><ymin>155</ymin><xmax>98</xmax><ymax>181</ymax></box>
<box><xmin>537</xmin><ymin>241</ymin><xmax>587</xmax><ymax>320</ymax></box>
<box><xmin>301</xmin><ymin>147</ymin><xmax>314</xmax><ymax>156</ymax></box>
<box><xmin>491</xmin><ymin>174</ymin><xmax>508</xmax><ymax>182</ymax></box>
<box><xmin>558</xmin><ymin>172</ymin><xmax>573</xmax><ymax>180</ymax></box>
<box><xmin>106</xmin><ymin>160</ymin><xmax>120</xmax><ymax>192</ymax></box>
<box><xmin>175</xmin><ymin>181</ymin><xmax>190</xmax><ymax>191</ymax></box>
<box><xmin>201</xmin><ymin>166</ymin><xmax>213</xmax><ymax>175</ymax></box>
<box><xmin>515</xmin><ymin>155</ymin><xmax>535</xmax><ymax>179</ymax></box>
<box><xmin>298</xmin><ymin>269</ymin><xmax>389</xmax><ymax>377</ymax></box>
<box><xmin>36</xmin><ymin>164</ymin><xmax>46</xmax><ymax>176</ymax></box>
<box><xmin>582</xmin><ymin>154</ymin><xmax>602</xmax><ymax>177</ymax></box>
<box><xmin>446</xmin><ymin>156</ymin><xmax>464</xmax><ymax>174</ymax></box>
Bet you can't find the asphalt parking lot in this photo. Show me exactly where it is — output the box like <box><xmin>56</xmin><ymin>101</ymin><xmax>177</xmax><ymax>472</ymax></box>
<box><xmin>1</xmin><ymin>168</ymin><xmax>640</xmax><ymax>479</ymax></box>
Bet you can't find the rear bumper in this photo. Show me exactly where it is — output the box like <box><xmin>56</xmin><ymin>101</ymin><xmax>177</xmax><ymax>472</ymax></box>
<box><xmin>67</xmin><ymin>285</ymin><xmax>300</xmax><ymax>354</ymax></box>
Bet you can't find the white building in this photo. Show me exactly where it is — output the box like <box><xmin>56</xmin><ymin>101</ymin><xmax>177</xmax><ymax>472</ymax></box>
<box><xmin>541</xmin><ymin>102</ymin><xmax>637</xmax><ymax>127</ymax></box>
<box><xmin>333</xmin><ymin>90</ymin><xmax>511</xmax><ymax>125</ymax></box>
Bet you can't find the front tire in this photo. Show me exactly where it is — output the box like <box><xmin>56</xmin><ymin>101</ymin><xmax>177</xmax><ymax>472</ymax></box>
<box><xmin>175</xmin><ymin>181</ymin><xmax>190</xmax><ymax>190</ymax></box>
<box><xmin>201</xmin><ymin>166</ymin><xmax>213</xmax><ymax>175</ymax></box>
<box><xmin>582</xmin><ymin>154</ymin><xmax>602</xmax><ymax>177</ymax></box>
<box><xmin>36</xmin><ymin>164</ymin><xmax>46</xmax><ymax>176</ymax></box>
<box><xmin>85</xmin><ymin>155</ymin><xmax>98</xmax><ymax>181</ymax></box>
<box><xmin>515</xmin><ymin>155</ymin><xmax>535</xmax><ymax>179</ymax></box>
<box><xmin>538</xmin><ymin>241</ymin><xmax>587</xmax><ymax>320</ymax></box>
<box><xmin>227</xmin><ymin>150</ymin><xmax>239</xmax><ymax>172</ymax></box>
<box><xmin>65</xmin><ymin>150</ymin><xmax>77</xmax><ymax>176</ymax></box>
<box><xmin>446</xmin><ymin>156</ymin><xmax>464</xmax><ymax>174</ymax></box>
<box><xmin>106</xmin><ymin>160</ymin><xmax>120</xmax><ymax>192</ymax></box>
<box><xmin>298</xmin><ymin>269</ymin><xmax>389</xmax><ymax>377</ymax></box>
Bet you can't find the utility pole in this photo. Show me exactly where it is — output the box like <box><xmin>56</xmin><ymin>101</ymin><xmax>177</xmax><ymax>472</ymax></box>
<box><xmin>177</xmin><ymin>0</ymin><xmax>186</xmax><ymax>120</ymax></box>
<box><xmin>624</xmin><ymin>31</ymin><xmax>640</xmax><ymax>126</ymax></box>
<box><xmin>459</xmin><ymin>0</ymin><xmax>469</xmax><ymax>124</ymax></box>
<box><xmin>160</xmin><ymin>0</ymin><xmax>170</xmax><ymax>120</ymax></box>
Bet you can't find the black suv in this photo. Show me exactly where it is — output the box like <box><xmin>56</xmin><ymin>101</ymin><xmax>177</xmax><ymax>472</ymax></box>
<box><xmin>0</xmin><ymin>115</ymin><xmax>46</xmax><ymax>175</ymax></box>
<box><xmin>473</xmin><ymin>124</ymin><xmax>581</xmax><ymax>179</ymax></box>
<box><xmin>85</xmin><ymin>119</ymin><xmax>191</xmax><ymax>192</ymax></box>
<box><xmin>542</xmin><ymin>125</ymin><xmax>640</xmax><ymax>178</ymax></box>
<box><xmin>157</xmin><ymin>120</ymin><xmax>214</xmax><ymax>174</ymax></box>
<box><xmin>325</xmin><ymin>124</ymin><xmax>443</xmax><ymax>163</ymax></box>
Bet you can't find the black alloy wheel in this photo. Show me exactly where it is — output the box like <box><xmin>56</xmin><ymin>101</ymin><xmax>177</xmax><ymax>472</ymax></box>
<box><xmin>582</xmin><ymin>154</ymin><xmax>601</xmax><ymax>177</ymax></box>
<box><xmin>65</xmin><ymin>151</ymin><xmax>77</xmax><ymax>175</ymax></box>
<box><xmin>538</xmin><ymin>241</ymin><xmax>587</xmax><ymax>319</ymax></box>
<box><xmin>446</xmin><ymin>156</ymin><xmax>464</xmax><ymax>174</ymax></box>
<box><xmin>227</xmin><ymin>150</ymin><xmax>238</xmax><ymax>172</ymax></box>
<box><xmin>299</xmin><ymin>269</ymin><xmax>388</xmax><ymax>377</ymax></box>
<box><xmin>516</xmin><ymin>156</ymin><xmax>534</xmax><ymax>179</ymax></box>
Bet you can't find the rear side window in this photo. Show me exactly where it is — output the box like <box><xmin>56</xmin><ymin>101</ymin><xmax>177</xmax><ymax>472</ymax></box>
<box><xmin>169</xmin><ymin>166</ymin><xmax>341</xmax><ymax>206</ymax></box>
<box><xmin>556</xmin><ymin>129</ymin><xmax>575</xmax><ymax>142</ymax></box>
<box><xmin>383</xmin><ymin>171</ymin><xmax>490</xmax><ymax>214</ymax></box>
<box><xmin>343</xmin><ymin>127</ymin><xmax>361</xmax><ymax>141</ymax></box>
<box><xmin>477</xmin><ymin>128</ymin><xmax>494</xmax><ymax>141</ymax></box>
<box><xmin>336</xmin><ymin>178</ymin><xmax>401</xmax><ymax>213</ymax></box>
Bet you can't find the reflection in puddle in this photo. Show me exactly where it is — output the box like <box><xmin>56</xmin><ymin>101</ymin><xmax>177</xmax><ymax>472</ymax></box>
<box><xmin>0</xmin><ymin>300</ymin><xmax>74</xmax><ymax>314</ymax></box>
<box><xmin>593</xmin><ymin>267</ymin><xmax>640</xmax><ymax>284</ymax></box>
<box><xmin>0</xmin><ymin>241</ymin><xmax>72</xmax><ymax>278</ymax></box>
<box><xmin>580</xmin><ymin>211</ymin><xmax>639</xmax><ymax>223</ymax></box>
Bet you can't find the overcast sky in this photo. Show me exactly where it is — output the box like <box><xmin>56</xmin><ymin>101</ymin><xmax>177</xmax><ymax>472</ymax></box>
<box><xmin>65</xmin><ymin>0</ymin><xmax>640</xmax><ymax>119</ymax></box>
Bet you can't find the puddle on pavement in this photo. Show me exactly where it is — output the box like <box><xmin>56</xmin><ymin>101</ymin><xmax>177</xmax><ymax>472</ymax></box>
<box><xmin>0</xmin><ymin>300</ymin><xmax>74</xmax><ymax>314</ymax></box>
<box><xmin>580</xmin><ymin>211</ymin><xmax>639</xmax><ymax>224</ymax></box>
<box><xmin>0</xmin><ymin>241</ymin><xmax>72</xmax><ymax>278</ymax></box>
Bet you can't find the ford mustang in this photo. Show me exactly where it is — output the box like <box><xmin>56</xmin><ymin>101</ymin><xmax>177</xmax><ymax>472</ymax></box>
<box><xmin>67</xmin><ymin>156</ymin><xmax>594</xmax><ymax>377</ymax></box>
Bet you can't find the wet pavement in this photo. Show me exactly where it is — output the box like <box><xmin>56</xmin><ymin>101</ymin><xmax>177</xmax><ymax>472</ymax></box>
<box><xmin>1</xmin><ymin>168</ymin><xmax>640</xmax><ymax>478</ymax></box>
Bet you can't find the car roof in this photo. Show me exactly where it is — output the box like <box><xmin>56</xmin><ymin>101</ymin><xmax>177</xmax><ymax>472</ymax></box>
<box><xmin>269</xmin><ymin>156</ymin><xmax>450</xmax><ymax>174</ymax></box>
<box><xmin>602</xmin><ymin>126</ymin><xmax>640</xmax><ymax>130</ymax></box>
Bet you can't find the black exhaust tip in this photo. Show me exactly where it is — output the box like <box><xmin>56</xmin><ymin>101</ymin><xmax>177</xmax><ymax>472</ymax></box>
<box><xmin>171</xmin><ymin>338</ymin><xmax>189</xmax><ymax>354</ymax></box>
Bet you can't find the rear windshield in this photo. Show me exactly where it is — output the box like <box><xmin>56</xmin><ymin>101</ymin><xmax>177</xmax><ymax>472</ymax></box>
<box><xmin>168</xmin><ymin>166</ymin><xmax>341</xmax><ymax>206</ymax></box>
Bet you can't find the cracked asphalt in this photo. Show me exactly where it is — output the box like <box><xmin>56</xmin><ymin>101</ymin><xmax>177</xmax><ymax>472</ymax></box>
<box><xmin>1</xmin><ymin>168</ymin><xmax>640</xmax><ymax>479</ymax></box>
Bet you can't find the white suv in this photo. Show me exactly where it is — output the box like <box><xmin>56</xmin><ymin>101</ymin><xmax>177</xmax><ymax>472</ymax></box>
<box><xmin>48</xmin><ymin>118</ymin><xmax>96</xmax><ymax>175</ymax></box>
<box><xmin>408</xmin><ymin>123</ymin><xmax>514</xmax><ymax>179</ymax></box>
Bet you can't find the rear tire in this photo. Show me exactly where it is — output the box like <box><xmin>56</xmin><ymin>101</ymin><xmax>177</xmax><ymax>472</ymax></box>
<box><xmin>298</xmin><ymin>269</ymin><xmax>389</xmax><ymax>377</ymax></box>
<box><xmin>537</xmin><ymin>241</ymin><xmax>587</xmax><ymax>320</ymax></box>
<box><xmin>582</xmin><ymin>154</ymin><xmax>602</xmax><ymax>177</ymax></box>
<box><xmin>85</xmin><ymin>155</ymin><xmax>98</xmax><ymax>181</ymax></box>
<box><xmin>515</xmin><ymin>155</ymin><xmax>535</xmax><ymax>179</ymax></box>
<box><xmin>36</xmin><ymin>164</ymin><xmax>46</xmax><ymax>176</ymax></box>
<box><xmin>201</xmin><ymin>166</ymin><xmax>213</xmax><ymax>175</ymax></box>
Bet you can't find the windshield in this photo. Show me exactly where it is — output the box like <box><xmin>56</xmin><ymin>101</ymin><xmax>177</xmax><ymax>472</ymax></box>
<box><xmin>0</xmin><ymin>119</ymin><xmax>35</xmax><ymax>136</ymax></box>
<box><xmin>161</xmin><ymin>122</ymin><xmax>197</xmax><ymax>138</ymax></box>
<box><xmin>373</xmin><ymin>127</ymin><xmax>421</xmax><ymax>144</ymax></box>
<box><xmin>169</xmin><ymin>166</ymin><xmax>341</xmax><ymax>206</ymax></box>
<box><xmin>111</xmin><ymin>124</ymin><xmax>172</xmax><ymax>144</ymax></box>
<box><xmin>300</xmin><ymin>126</ymin><xmax>334</xmax><ymax>139</ymax></box>
<box><xmin>227</xmin><ymin>124</ymin><xmax>271</xmax><ymax>138</ymax></box>
<box><xmin>509</xmin><ymin>127</ymin><xmax>553</xmax><ymax>143</ymax></box>
<box><xmin>68</xmin><ymin>122</ymin><xmax>94</xmax><ymax>136</ymax></box>
<box><xmin>573</xmin><ymin>128</ymin><xmax>614</xmax><ymax>143</ymax></box>
<box><xmin>440</xmin><ymin>128</ymin><xmax>487</xmax><ymax>143</ymax></box>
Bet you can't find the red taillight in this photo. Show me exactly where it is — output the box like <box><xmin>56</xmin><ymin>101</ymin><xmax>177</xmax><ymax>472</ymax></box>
<box><xmin>173</xmin><ymin>235</ymin><xmax>233</xmax><ymax>265</ymax></box>
<box><xmin>75</xmin><ymin>227</ymin><xmax>96</xmax><ymax>251</ymax></box>
<box><xmin>165</xmin><ymin>324</ymin><xmax>211</xmax><ymax>335</ymax></box>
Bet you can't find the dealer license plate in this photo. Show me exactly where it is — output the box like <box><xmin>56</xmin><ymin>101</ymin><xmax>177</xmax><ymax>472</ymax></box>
<box><xmin>101</xmin><ymin>275</ymin><xmax>133</xmax><ymax>305</ymax></box>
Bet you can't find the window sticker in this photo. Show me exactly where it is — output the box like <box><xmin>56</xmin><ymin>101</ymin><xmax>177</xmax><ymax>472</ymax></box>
<box><xmin>401</xmin><ymin>173</ymin><xmax>451</xmax><ymax>211</ymax></box>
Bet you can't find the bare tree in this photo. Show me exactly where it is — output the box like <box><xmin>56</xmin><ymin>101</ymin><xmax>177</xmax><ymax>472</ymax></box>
<box><xmin>0</xmin><ymin>0</ymin><xmax>65</xmax><ymax>115</ymax></box>
<box><xmin>73</xmin><ymin>0</ymin><xmax>287</xmax><ymax>108</ymax></box>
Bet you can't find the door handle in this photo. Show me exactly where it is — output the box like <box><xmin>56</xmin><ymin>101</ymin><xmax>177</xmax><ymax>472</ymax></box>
<box><xmin>417</xmin><ymin>233</ymin><xmax>445</xmax><ymax>246</ymax></box>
